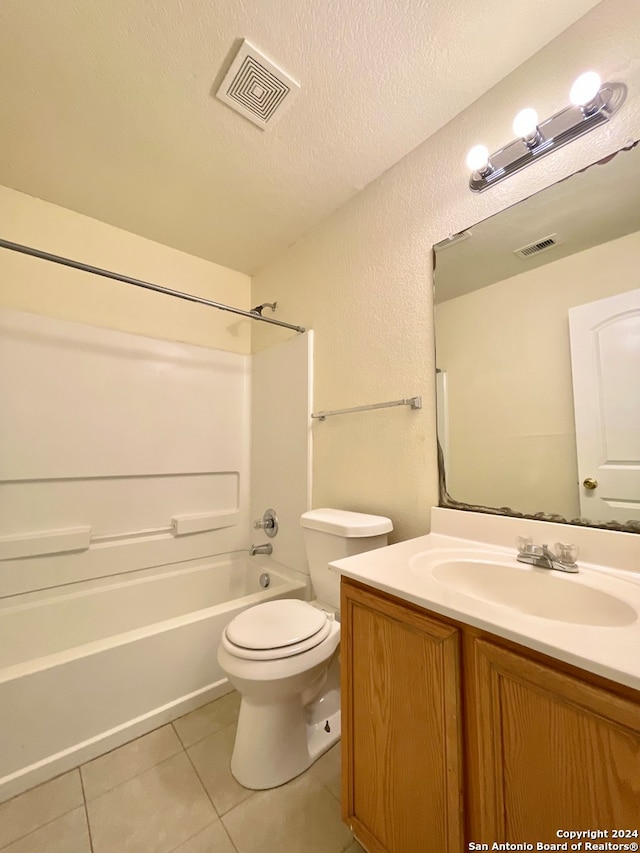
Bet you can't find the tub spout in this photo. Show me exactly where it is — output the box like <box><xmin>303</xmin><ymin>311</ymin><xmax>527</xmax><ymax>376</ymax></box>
<box><xmin>250</xmin><ymin>543</ymin><xmax>273</xmax><ymax>556</ymax></box>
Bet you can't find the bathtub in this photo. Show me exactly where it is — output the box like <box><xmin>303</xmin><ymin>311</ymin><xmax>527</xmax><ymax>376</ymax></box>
<box><xmin>0</xmin><ymin>552</ymin><xmax>307</xmax><ymax>803</ymax></box>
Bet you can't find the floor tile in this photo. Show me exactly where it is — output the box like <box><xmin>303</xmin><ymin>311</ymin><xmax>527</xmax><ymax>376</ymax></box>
<box><xmin>187</xmin><ymin>725</ymin><xmax>253</xmax><ymax>816</ymax></box>
<box><xmin>82</xmin><ymin>724</ymin><xmax>183</xmax><ymax>800</ymax></box>
<box><xmin>309</xmin><ymin>743</ymin><xmax>341</xmax><ymax>800</ymax></box>
<box><xmin>222</xmin><ymin>771</ymin><xmax>353</xmax><ymax>853</ymax></box>
<box><xmin>173</xmin><ymin>692</ymin><xmax>241</xmax><ymax>748</ymax></box>
<box><xmin>0</xmin><ymin>807</ymin><xmax>91</xmax><ymax>853</ymax></box>
<box><xmin>86</xmin><ymin>752</ymin><xmax>216</xmax><ymax>853</ymax></box>
<box><xmin>169</xmin><ymin>821</ymin><xmax>237</xmax><ymax>853</ymax></box>
<box><xmin>0</xmin><ymin>770</ymin><xmax>83</xmax><ymax>849</ymax></box>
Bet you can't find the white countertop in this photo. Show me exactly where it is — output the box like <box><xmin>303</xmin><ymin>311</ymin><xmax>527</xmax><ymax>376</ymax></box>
<box><xmin>330</xmin><ymin>531</ymin><xmax>640</xmax><ymax>692</ymax></box>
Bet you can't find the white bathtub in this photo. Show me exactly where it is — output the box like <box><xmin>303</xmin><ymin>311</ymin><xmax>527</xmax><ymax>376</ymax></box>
<box><xmin>0</xmin><ymin>553</ymin><xmax>307</xmax><ymax>803</ymax></box>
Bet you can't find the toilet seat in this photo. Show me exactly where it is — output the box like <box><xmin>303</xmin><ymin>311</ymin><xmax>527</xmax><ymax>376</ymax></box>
<box><xmin>222</xmin><ymin>599</ymin><xmax>332</xmax><ymax>661</ymax></box>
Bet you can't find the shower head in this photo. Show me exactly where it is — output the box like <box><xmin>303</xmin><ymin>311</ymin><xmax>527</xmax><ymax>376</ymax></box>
<box><xmin>250</xmin><ymin>302</ymin><xmax>277</xmax><ymax>316</ymax></box>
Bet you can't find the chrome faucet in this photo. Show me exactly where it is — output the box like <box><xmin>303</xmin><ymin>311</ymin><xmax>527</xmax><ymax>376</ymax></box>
<box><xmin>250</xmin><ymin>543</ymin><xmax>273</xmax><ymax>556</ymax></box>
<box><xmin>516</xmin><ymin>537</ymin><xmax>579</xmax><ymax>574</ymax></box>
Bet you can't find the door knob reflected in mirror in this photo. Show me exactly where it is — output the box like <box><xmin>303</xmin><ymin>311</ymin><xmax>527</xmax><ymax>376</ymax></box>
<box><xmin>583</xmin><ymin>477</ymin><xmax>598</xmax><ymax>490</ymax></box>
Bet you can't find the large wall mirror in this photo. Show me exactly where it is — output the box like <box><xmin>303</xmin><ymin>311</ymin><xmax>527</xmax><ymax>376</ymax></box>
<box><xmin>434</xmin><ymin>141</ymin><xmax>640</xmax><ymax>534</ymax></box>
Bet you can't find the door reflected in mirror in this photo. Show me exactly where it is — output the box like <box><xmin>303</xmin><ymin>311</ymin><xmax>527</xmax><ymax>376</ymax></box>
<box><xmin>434</xmin><ymin>142</ymin><xmax>640</xmax><ymax>533</ymax></box>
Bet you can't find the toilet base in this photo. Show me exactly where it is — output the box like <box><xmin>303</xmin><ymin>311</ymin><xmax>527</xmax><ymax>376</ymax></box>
<box><xmin>230</xmin><ymin>700</ymin><xmax>340</xmax><ymax>791</ymax></box>
<box><xmin>307</xmin><ymin>707</ymin><xmax>341</xmax><ymax>763</ymax></box>
<box><xmin>230</xmin><ymin>655</ymin><xmax>341</xmax><ymax>790</ymax></box>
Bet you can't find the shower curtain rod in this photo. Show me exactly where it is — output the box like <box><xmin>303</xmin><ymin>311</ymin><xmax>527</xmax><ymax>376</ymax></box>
<box><xmin>0</xmin><ymin>238</ymin><xmax>306</xmax><ymax>334</ymax></box>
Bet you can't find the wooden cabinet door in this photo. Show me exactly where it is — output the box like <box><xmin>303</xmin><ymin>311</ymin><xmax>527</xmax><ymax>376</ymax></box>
<box><xmin>467</xmin><ymin>638</ymin><xmax>640</xmax><ymax>842</ymax></box>
<box><xmin>341</xmin><ymin>579</ymin><xmax>463</xmax><ymax>853</ymax></box>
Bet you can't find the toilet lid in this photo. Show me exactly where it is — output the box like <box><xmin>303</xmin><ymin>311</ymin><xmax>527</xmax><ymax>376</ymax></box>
<box><xmin>221</xmin><ymin>618</ymin><xmax>333</xmax><ymax>660</ymax></box>
<box><xmin>225</xmin><ymin>599</ymin><xmax>327</xmax><ymax>651</ymax></box>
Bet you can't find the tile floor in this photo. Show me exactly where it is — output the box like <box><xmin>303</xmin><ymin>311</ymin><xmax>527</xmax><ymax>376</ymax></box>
<box><xmin>0</xmin><ymin>692</ymin><xmax>364</xmax><ymax>853</ymax></box>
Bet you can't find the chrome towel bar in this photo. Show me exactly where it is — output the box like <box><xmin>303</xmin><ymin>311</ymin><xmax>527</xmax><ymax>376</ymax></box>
<box><xmin>311</xmin><ymin>396</ymin><xmax>422</xmax><ymax>421</ymax></box>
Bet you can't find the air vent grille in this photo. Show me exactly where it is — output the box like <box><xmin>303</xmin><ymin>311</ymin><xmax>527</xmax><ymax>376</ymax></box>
<box><xmin>216</xmin><ymin>40</ymin><xmax>300</xmax><ymax>130</ymax></box>
<box><xmin>514</xmin><ymin>234</ymin><xmax>562</xmax><ymax>260</ymax></box>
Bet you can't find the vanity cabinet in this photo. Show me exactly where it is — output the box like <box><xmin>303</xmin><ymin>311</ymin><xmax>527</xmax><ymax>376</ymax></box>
<box><xmin>340</xmin><ymin>578</ymin><xmax>464</xmax><ymax>853</ymax></box>
<box><xmin>341</xmin><ymin>577</ymin><xmax>640</xmax><ymax>853</ymax></box>
<box><xmin>467</xmin><ymin>636</ymin><xmax>640</xmax><ymax>841</ymax></box>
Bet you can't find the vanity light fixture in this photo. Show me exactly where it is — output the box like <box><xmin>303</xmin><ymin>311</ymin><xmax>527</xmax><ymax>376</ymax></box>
<box><xmin>466</xmin><ymin>71</ymin><xmax>627</xmax><ymax>192</ymax></box>
<box><xmin>466</xmin><ymin>144</ymin><xmax>492</xmax><ymax>176</ymax></box>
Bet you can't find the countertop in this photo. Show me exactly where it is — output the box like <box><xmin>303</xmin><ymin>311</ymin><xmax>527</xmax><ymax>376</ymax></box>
<box><xmin>330</xmin><ymin>532</ymin><xmax>640</xmax><ymax>692</ymax></box>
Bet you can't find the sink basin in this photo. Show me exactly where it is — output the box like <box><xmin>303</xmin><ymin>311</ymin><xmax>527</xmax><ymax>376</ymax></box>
<box><xmin>410</xmin><ymin>556</ymin><xmax>637</xmax><ymax>627</ymax></box>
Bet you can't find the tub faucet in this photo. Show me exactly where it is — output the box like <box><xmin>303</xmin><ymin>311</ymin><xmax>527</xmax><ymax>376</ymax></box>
<box><xmin>516</xmin><ymin>538</ymin><xmax>579</xmax><ymax>573</ymax></box>
<box><xmin>250</xmin><ymin>543</ymin><xmax>273</xmax><ymax>556</ymax></box>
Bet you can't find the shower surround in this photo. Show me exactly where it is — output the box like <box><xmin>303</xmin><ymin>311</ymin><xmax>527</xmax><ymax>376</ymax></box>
<box><xmin>0</xmin><ymin>308</ymin><xmax>313</xmax><ymax>801</ymax></box>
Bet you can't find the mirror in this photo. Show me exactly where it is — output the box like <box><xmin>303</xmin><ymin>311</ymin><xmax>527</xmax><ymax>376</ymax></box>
<box><xmin>434</xmin><ymin>142</ymin><xmax>640</xmax><ymax>534</ymax></box>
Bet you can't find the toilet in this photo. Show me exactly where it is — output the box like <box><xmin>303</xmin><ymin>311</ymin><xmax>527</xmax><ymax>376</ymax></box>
<box><xmin>217</xmin><ymin>508</ymin><xmax>392</xmax><ymax>790</ymax></box>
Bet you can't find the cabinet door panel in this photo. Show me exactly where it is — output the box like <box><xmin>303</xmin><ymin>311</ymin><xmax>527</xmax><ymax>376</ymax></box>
<box><xmin>469</xmin><ymin>638</ymin><xmax>640</xmax><ymax>841</ymax></box>
<box><xmin>342</xmin><ymin>580</ymin><xmax>463</xmax><ymax>853</ymax></box>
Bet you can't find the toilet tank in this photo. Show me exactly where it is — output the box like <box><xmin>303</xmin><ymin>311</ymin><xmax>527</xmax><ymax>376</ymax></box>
<box><xmin>300</xmin><ymin>509</ymin><xmax>393</xmax><ymax>610</ymax></box>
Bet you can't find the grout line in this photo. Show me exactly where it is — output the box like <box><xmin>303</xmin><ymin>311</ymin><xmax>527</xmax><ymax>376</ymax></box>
<box><xmin>182</xmin><ymin>744</ymin><xmax>223</xmax><ymax>820</ymax></box>
<box><xmin>0</xmin><ymin>770</ymin><xmax>85</xmax><ymax>852</ymax></box>
<box><xmin>0</xmin><ymin>764</ymin><xmax>78</xmax><ymax>809</ymax></box>
<box><xmin>306</xmin><ymin>744</ymin><xmax>343</xmax><ymax>804</ymax></box>
<box><xmin>182</xmin><ymin>719</ymin><xmax>257</xmax><ymax>823</ymax></box>
<box><xmin>171</xmin><ymin>692</ymin><xmax>241</xmax><ymax>751</ymax></box>
<box><xmin>82</xmin><ymin>721</ymin><xmax>180</xmax><ymax>767</ymax></box>
<box><xmin>319</xmin><ymin>779</ymin><xmax>341</xmax><ymax>803</ymax></box>
<box><xmin>1</xmin><ymin>697</ymin><xmax>237</xmax><ymax>852</ymax></box>
<box><xmin>172</xmin><ymin>722</ymin><xmax>229</xmax><ymax>751</ymax></box>
<box><xmin>171</xmin><ymin>718</ymin><xmax>228</xmax><ymax>751</ymax></box>
<box><xmin>80</xmin><ymin>726</ymin><xmax>185</xmax><ymax>804</ymax></box>
<box><xmin>307</xmin><ymin>747</ymin><xmax>342</xmax><ymax>798</ymax></box>
<box><xmin>84</xmin><ymin>750</ymin><xmax>186</xmax><ymax>804</ymax></box>
<box><xmin>179</xmin><ymin>748</ymin><xmax>243</xmax><ymax>850</ymax></box>
<box><xmin>220</xmin><ymin>821</ymin><xmax>241</xmax><ymax>853</ymax></box>
<box><xmin>164</xmin><ymin>818</ymin><xmax>225</xmax><ymax>853</ymax></box>
<box><xmin>1</xmin><ymin>722</ymin><xmax>180</xmax><ymax>811</ymax></box>
<box><xmin>170</xmin><ymin>720</ymin><xmax>183</xmax><ymax>747</ymax></box>
<box><xmin>0</xmin><ymin>804</ymin><xmax>86</xmax><ymax>852</ymax></box>
<box><xmin>78</xmin><ymin>769</ymin><xmax>95</xmax><ymax>853</ymax></box>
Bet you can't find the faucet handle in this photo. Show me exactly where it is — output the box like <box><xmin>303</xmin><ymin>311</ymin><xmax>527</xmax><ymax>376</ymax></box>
<box><xmin>253</xmin><ymin>508</ymin><xmax>279</xmax><ymax>538</ymax></box>
<box><xmin>516</xmin><ymin>536</ymin><xmax>533</xmax><ymax>554</ymax></box>
<box><xmin>554</xmin><ymin>542</ymin><xmax>579</xmax><ymax>564</ymax></box>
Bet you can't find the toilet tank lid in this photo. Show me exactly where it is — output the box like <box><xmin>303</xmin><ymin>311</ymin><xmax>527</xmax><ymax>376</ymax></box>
<box><xmin>300</xmin><ymin>508</ymin><xmax>393</xmax><ymax>537</ymax></box>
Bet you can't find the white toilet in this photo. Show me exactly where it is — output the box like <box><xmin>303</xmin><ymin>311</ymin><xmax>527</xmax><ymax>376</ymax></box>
<box><xmin>217</xmin><ymin>508</ymin><xmax>392</xmax><ymax>790</ymax></box>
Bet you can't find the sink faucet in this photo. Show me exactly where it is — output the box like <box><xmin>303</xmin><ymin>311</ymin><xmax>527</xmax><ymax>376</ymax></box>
<box><xmin>250</xmin><ymin>543</ymin><xmax>273</xmax><ymax>556</ymax></box>
<box><xmin>516</xmin><ymin>538</ymin><xmax>579</xmax><ymax>574</ymax></box>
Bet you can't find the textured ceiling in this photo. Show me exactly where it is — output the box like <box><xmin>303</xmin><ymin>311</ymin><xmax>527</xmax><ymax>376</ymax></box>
<box><xmin>0</xmin><ymin>0</ymin><xmax>602</xmax><ymax>274</ymax></box>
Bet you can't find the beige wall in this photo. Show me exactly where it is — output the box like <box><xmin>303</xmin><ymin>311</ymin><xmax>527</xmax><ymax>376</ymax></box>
<box><xmin>0</xmin><ymin>187</ymin><xmax>251</xmax><ymax>353</ymax></box>
<box><xmin>251</xmin><ymin>0</ymin><xmax>640</xmax><ymax>542</ymax></box>
<box><xmin>435</xmin><ymin>230</ymin><xmax>640</xmax><ymax>519</ymax></box>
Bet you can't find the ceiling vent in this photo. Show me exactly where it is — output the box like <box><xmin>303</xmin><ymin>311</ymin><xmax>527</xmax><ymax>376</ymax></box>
<box><xmin>216</xmin><ymin>40</ymin><xmax>300</xmax><ymax>130</ymax></box>
<box><xmin>514</xmin><ymin>234</ymin><xmax>563</xmax><ymax>260</ymax></box>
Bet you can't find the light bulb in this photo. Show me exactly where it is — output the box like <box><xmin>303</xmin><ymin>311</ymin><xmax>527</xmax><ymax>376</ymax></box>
<box><xmin>466</xmin><ymin>145</ymin><xmax>490</xmax><ymax>173</ymax></box>
<box><xmin>570</xmin><ymin>71</ymin><xmax>601</xmax><ymax>107</ymax></box>
<box><xmin>512</xmin><ymin>108</ymin><xmax>539</xmax><ymax>140</ymax></box>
